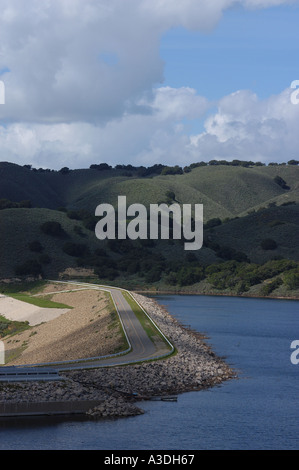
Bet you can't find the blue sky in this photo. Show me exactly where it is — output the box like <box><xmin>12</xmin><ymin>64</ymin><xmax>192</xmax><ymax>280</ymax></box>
<box><xmin>160</xmin><ymin>5</ymin><xmax>299</xmax><ymax>100</ymax></box>
<box><xmin>157</xmin><ymin>4</ymin><xmax>299</xmax><ymax>138</ymax></box>
<box><xmin>0</xmin><ymin>0</ymin><xmax>299</xmax><ymax>169</ymax></box>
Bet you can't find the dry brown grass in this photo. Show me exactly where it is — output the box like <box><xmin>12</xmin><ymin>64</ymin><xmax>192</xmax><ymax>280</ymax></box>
<box><xmin>3</xmin><ymin>285</ymin><xmax>126</xmax><ymax>365</ymax></box>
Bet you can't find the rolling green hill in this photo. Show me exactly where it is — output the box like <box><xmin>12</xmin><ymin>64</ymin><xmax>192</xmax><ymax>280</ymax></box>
<box><xmin>1</xmin><ymin>161</ymin><xmax>298</xmax><ymax>218</ymax></box>
<box><xmin>0</xmin><ymin>161</ymin><xmax>298</xmax><ymax>298</ymax></box>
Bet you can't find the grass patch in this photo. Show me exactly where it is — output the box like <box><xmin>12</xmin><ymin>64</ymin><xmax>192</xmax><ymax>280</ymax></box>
<box><xmin>105</xmin><ymin>292</ymin><xmax>130</xmax><ymax>353</ymax></box>
<box><xmin>0</xmin><ymin>281</ymin><xmax>46</xmax><ymax>295</ymax></box>
<box><xmin>0</xmin><ymin>315</ymin><xmax>30</xmax><ymax>339</ymax></box>
<box><xmin>122</xmin><ymin>291</ymin><xmax>173</xmax><ymax>351</ymax></box>
<box><xmin>6</xmin><ymin>293</ymin><xmax>72</xmax><ymax>309</ymax></box>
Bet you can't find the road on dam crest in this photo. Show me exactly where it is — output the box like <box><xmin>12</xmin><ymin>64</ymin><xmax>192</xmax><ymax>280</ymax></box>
<box><xmin>1</xmin><ymin>281</ymin><xmax>174</xmax><ymax>378</ymax></box>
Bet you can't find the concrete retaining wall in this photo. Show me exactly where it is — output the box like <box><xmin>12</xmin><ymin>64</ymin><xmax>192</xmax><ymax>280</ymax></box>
<box><xmin>0</xmin><ymin>400</ymin><xmax>103</xmax><ymax>417</ymax></box>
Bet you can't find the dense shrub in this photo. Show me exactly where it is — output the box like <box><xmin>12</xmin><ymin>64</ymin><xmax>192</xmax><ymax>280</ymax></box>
<box><xmin>216</xmin><ymin>246</ymin><xmax>249</xmax><ymax>262</ymax></box>
<box><xmin>38</xmin><ymin>254</ymin><xmax>51</xmax><ymax>265</ymax></box>
<box><xmin>90</xmin><ymin>163</ymin><xmax>112</xmax><ymax>171</ymax></box>
<box><xmin>257</xmin><ymin>259</ymin><xmax>296</xmax><ymax>279</ymax></box>
<box><xmin>82</xmin><ymin>216</ymin><xmax>98</xmax><ymax>231</ymax></box>
<box><xmin>28</xmin><ymin>240</ymin><xmax>44</xmax><ymax>253</ymax></box>
<box><xmin>67</xmin><ymin>210</ymin><xmax>82</xmax><ymax>220</ymax></box>
<box><xmin>15</xmin><ymin>259</ymin><xmax>43</xmax><ymax>276</ymax></box>
<box><xmin>205</xmin><ymin>218</ymin><xmax>222</xmax><ymax>229</ymax></box>
<box><xmin>185</xmin><ymin>253</ymin><xmax>198</xmax><ymax>263</ymax></box>
<box><xmin>59</xmin><ymin>167</ymin><xmax>70</xmax><ymax>174</ymax></box>
<box><xmin>206</xmin><ymin>259</ymin><xmax>298</xmax><ymax>293</ymax></box>
<box><xmin>107</xmin><ymin>239</ymin><xmax>135</xmax><ymax>254</ymax></box>
<box><xmin>18</xmin><ymin>200</ymin><xmax>32</xmax><ymax>208</ymax></box>
<box><xmin>177</xmin><ymin>266</ymin><xmax>205</xmax><ymax>286</ymax></box>
<box><xmin>165</xmin><ymin>190</ymin><xmax>176</xmax><ymax>202</ymax></box>
<box><xmin>145</xmin><ymin>268</ymin><xmax>162</xmax><ymax>283</ymax></box>
<box><xmin>94</xmin><ymin>266</ymin><xmax>118</xmax><ymax>280</ymax></box>
<box><xmin>73</xmin><ymin>225</ymin><xmax>85</xmax><ymax>237</ymax></box>
<box><xmin>40</xmin><ymin>221</ymin><xmax>65</xmax><ymax>237</ymax></box>
<box><xmin>260</xmin><ymin>238</ymin><xmax>277</xmax><ymax>250</ymax></box>
<box><xmin>165</xmin><ymin>272</ymin><xmax>178</xmax><ymax>285</ymax></box>
<box><xmin>77</xmin><ymin>254</ymin><xmax>115</xmax><ymax>269</ymax></box>
<box><xmin>260</xmin><ymin>277</ymin><xmax>283</xmax><ymax>296</ymax></box>
<box><xmin>0</xmin><ymin>199</ymin><xmax>32</xmax><ymax>210</ymax></box>
<box><xmin>161</xmin><ymin>165</ymin><xmax>183</xmax><ymax>176</ymax></box>
<box><xmin>62</xmin><ymin>242</ymin><xmax>89</xmax><ymax>257</ymax></box>
<box><xmin>274</xmin><ymin>175</ymin><xmax>290</xmax><ymax>190</ymax></box>
<box><xmin>284</xmin><ymin>269</ymin><xmax>299</xmax><ymax>290</ymax></box>
<box><xmin>0</xmin><ymin>318</ymin><xmax>30</xmax><ymax>339</ymax></box>
<box><xmin>117</xmin><ymin>257</ymin><xmax>140</xmax><ymax>274</ymax></box>
<box><xmin>94</xmin><ymin>248</ymin><xmax>109</xmax><ymax>257</ymax></box>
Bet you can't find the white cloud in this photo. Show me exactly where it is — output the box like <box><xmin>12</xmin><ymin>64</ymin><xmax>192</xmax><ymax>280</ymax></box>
<box><xmin>190</xmin><ymin>87</ymin><xmax>299</xmax><ymax>162</ymax></box>
<box><xmin>141</xmin><ymin>0</ymin><xmax>299</xmax><ymax>30</ymax></box>
<box><xmin>0</xmin><ymin>0</ymin><xmax>165</xmax><ymax>123</ymax></box>
<box><xmin>1</xmin><ymin>86</ymin><xmax>298</xmax><ymax>169</ymax></box>
<box><xmin>244</xmin><ymin>0</ymin><xmax>298</xmax><ymax>8</ymax></box>
<box><xmin>0</xmin><ymin>0</ymin><xmax>298</xmax><ymax>168</ymax></box>
<box><xmin>0</xmin><ymin>86</ymin><xmax>211</xmax><ymax>169</ymax></box>
<box><xmin>1</xmin><ymin>0</ymin><xmax>297</xmax><ymax>124</ymax></box>
<box><xmin>142</xmin><ymin>86</ymin><xmax>210</xmax><ymax>121</ymax></box>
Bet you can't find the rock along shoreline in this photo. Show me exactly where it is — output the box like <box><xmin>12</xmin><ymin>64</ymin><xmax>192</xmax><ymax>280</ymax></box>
<box><xmin>0</xmin><ymin>293</ymin><xmax>235</xmax><ymax>420</ymax></box>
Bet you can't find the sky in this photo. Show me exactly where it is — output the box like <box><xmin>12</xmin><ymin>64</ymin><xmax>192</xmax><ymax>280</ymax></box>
<box><xmin>0</xmin><ymin>0</ymin><xmax>299</xmax><ymax>170</ymax></box>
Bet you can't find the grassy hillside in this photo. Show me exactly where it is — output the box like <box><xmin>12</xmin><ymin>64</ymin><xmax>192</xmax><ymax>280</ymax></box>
<box><xmin>0</xmin><ymin>203</ymin><xmax>298</xmax><ymax>297</ymax></box>
<box><xmin>0</xmin><ymin>208</ymin><xmax>99</xmax><ymax>278</ymax></box>
<box><xmin>1</xmin><ymin>162</ymin><xmax>298</xmax><ymax>220</ymax></box>
<box><xmin>0</xmin><ymin>161</ymin><xmax>298</xmax><ymax>298</ymax></box>
<box><xmin>206</xmin><ymin>203</ymin><xmax>299</xmax><ymax>264</ymax></box>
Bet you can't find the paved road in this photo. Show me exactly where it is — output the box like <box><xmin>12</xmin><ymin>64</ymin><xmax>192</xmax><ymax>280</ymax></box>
<box><xmin>11</xmin><ymin>281</ymin><xmax>173</xmax><ymax>373</ymax></box>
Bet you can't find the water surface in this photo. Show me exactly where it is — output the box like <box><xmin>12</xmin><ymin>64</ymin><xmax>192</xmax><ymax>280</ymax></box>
<box><xmin>0</xmin><ymin>295</ymin><xmax>298</xmax><ymax>450</ymax></box>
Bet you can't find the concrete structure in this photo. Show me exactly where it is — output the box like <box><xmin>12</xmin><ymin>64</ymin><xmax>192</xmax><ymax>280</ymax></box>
<box><xmin>0</xmin><ymin>367</ymin><xmax>63</xmax><ymax>382</ymax></box>
<box><xmin>0</xmin><ymin>400</ymin><xmax>103</xmax><ymax>418</ymax></box>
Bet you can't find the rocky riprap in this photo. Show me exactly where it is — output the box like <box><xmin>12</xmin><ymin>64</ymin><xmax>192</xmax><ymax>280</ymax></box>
<box><xmin>0</xmin><ymin>294</ymin><xmax>235</xmax><ymax>419</ymax></box>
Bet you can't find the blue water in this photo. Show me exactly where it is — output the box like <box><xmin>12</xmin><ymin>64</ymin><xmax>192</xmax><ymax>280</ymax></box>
<box><xmin>0</xmin><ymin>295</ymin><xmax>298</xmax><ymax>450</ymax></box>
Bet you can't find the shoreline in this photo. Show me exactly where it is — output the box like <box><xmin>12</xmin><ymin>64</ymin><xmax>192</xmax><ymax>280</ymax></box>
<box><xmin>1</xmin><ymin>277</ymin><xmax>298</xmax><ymax>301</ymax></box>
<box><xmin>133</xmin><ymin>289</ymin><xmax>299</xmax><ymax>301</ymax></box>
<box><xmin>0</xmin><ymin>293</ymin><xmax>235</xmax><ymax>420</ymax></box>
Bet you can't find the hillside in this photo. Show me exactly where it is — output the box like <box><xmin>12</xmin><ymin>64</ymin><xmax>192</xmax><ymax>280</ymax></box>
<box><xmin>1</xmin><ymin>161</ymin><xmax>298</xmax><ymax>219</ymax></box>
<box><xmin>0</xmin><ymin>161</ymin><xmax>298</xmax><ymax>298</ymax></box>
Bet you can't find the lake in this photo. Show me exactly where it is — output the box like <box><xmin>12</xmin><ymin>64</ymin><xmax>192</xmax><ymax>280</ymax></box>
<box><xmin>0</xmin><ymin>295</ymin><xmax>298</xmax><ymax>450</ymax></box>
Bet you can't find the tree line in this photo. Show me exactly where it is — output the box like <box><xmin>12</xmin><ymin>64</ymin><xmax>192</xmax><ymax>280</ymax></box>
<box><xmin>22</xmin><ymin>159</ymin><xmax>299</xmax><ymax>177</ymax></box>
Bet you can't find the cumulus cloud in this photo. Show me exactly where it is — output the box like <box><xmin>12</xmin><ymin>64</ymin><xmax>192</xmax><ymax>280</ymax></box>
<box><xmin>0</xmin><ymin>86</ymin><xmax>211</xmax><ymax>168</ymax></box>
<box><xmin>0</xmin><ymin>0</ymin><xmax>298</xmax><ymax>168</ymax></box>
<box><xmin>1</xmin><ymin>0</ymin><xmax>297</xmax><ymax>124</ymax></box>
<box><xmin>0</xmin><ymin>0</ymin><xmax>166</xmax><ymax>124</ymax></box>
<box><xmin>1</xmin><ymin>86</ymin><xmax>298</xmax><ymax>169</ymax></box>
<box><xmin>141</xmin><ymin>0</ymin><xmax>299</xmax><ymax>30</ymax></box>
<box><xmin>190</xmin><ymin>87</ymin><xmax>299</xmax><ymax>162</ymax></box>
<box><xmin>244</xmin><ymin>0</ymin><xmax>298</xmax><ymax>8</ymax></box>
